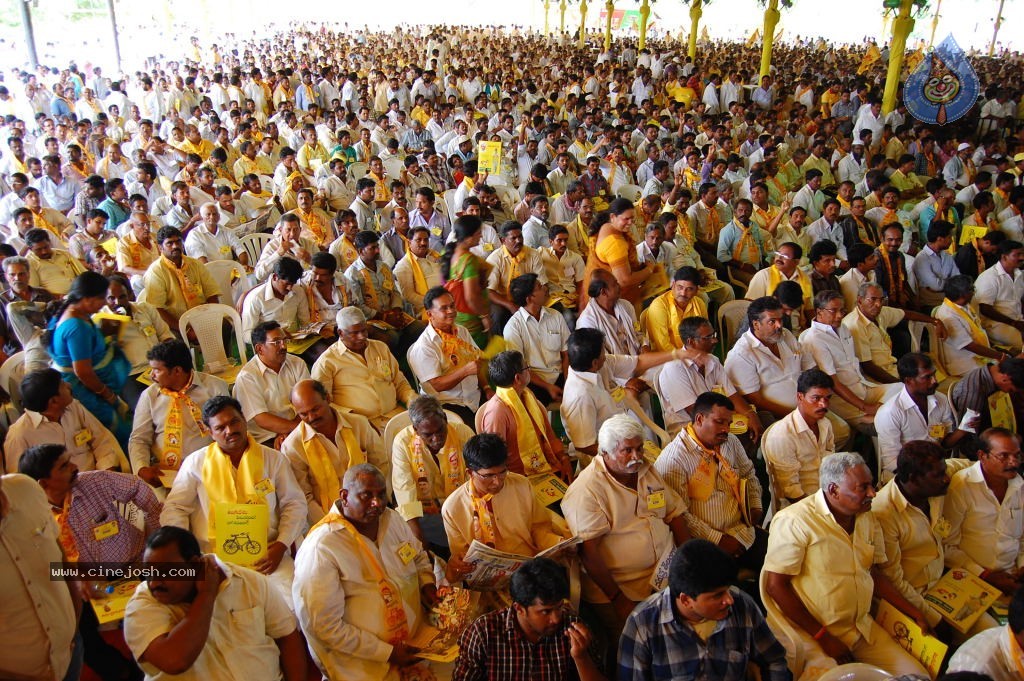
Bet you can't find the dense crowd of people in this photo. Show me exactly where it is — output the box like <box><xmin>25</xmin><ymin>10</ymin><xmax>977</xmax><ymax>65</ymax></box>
<box><xmin>4</xmin><ymin>21</ymin><xmax>1024</xmax><ymax>681</ymax></box>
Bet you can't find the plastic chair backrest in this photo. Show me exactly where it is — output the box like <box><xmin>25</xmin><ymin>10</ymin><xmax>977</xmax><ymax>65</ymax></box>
<box><xmin>443</xmin><ymin>189</ymin><xmax>458</xmax><ymax>224</ymax></box>
<box><xmin>238</xmin><ymin>233</ymin><xmax>274</xmax><ymax>267</ymax></box>
<box><xmin>716</xmin><ymin>299</ymin><xmax>751</xmax><ymax>355</ymax></box>
<box><xmin>383</xmin><ymin>157</ymin><xmax>405</xmax><ymax>178</ymax></box>
<box><xmin>179</xmin><ymin>304</ymin><xmax>248</xmax><ymax>371</ymax></box>
<box><xmin>349</xmin><ymin>162</ymin><xmax>368</xmax><ymax>180</ymax></box>
<box><xmin>383</xmin><ymin>409</ymin><xmax>465</xmax><ymax>464</ymax></box>
<box><xmin>616</xmin><ymin>184</ymin><xmax>642</xmax><ymax>203</ymax></box>
<box><xmin>205</xmin><ymin>260</ymin><xmax>249</xmax><ymax>305</ymax></box>
<box><xmin>0</xmin><ymin>350</ymin><xmax>26</xmax><ymax>412</ymax></box>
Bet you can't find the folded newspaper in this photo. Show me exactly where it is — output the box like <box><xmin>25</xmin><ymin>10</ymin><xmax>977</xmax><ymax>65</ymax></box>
<box><xmin>463</xmin><ymin>536</ymin><xmax>580</xmax><ymax>591</ymax></box>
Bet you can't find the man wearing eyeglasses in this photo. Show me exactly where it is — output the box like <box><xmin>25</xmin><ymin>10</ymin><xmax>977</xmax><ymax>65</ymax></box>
<box><xmin>943</xmin><ymin>428</ymin><xmax>1024</xmax><ymax>596</ymax></box>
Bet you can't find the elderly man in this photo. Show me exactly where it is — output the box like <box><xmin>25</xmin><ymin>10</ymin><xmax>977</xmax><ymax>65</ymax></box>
<box><xmin>408</xmin><ymin>287</ymin><xmax>491</xmax><ymax>425</ymax></box>
<box><xmin>293</xmin><ymin>463</ymin><xmax>439</xmax><ymax>681</ymax></box>
<box><xmin>281</xmin><ymin>378</ymin><xmax>383</xmax><ymax>525</ymax></box>
<box><xmin>503</xmin><ymin>272</ymin><xmax>571</xmax><ymax>404</ymax></box>
<box><xmin>184</xmin><ymin>202</ymin><xmax>247</xmax><ymax>266</ymax></box>
<box><xmin>160</xmin><ymin>396</ymin><xmax>306</xmax><ymax>602</ymax></box>
<box><xmin>656</xmin><ymin>392</ymin><xmax>764</xmax><ymax>569</ymax></box>
<box><xmin>391</xmin><ymin>395</ymin><xmax>475</xmax><ymax>551</ymax></box>
<box><xmin>233</xmin><ymin>321</ymin><xmax>310</xmax><ymax>447</ymax></box>
<box><xmin>25</xmin><ymin>228</ymin><xmax>87</xmax><ymax>296</ymax></box>
<box><xmin>477</xmin><ymin>350</ymin><xmax>572</xmax><ymax>481</ymax></box>
<box><xmin>5</xmin><ymin>368</ymin><xmax>125</xmax><ymax>473</ymax></box>
<box><xmin>311</xmin><ymin>306</ymin><xmax>417</xmax><ymax>433</ymax></box>
<box><xmin>644</xmin><ymin>266</ymin><xmax>708</xmax><ymax>352</ymax></box>
<box><xmin>943</xmin><ymin>428</ymin><xmax>1024</xmax><ymax>596</ymax></box>
<box><xmin>875</xmin><ymin>353</ymin><xmax>971</xmax><ymax>481</ymax></box>
<box><xmin>125</xmin><ymin>526</ymin><xmax>307</xmax><ymax>681</ymax></box>
<box><xmin>138</xmin><ymin>226</ymin><xmax>221</xmax><ymax>331</ymax></box>
<box><xmin>761</xmin><ymin>369</ymin><xmax>837</xmax><ymax>511</ymax></box>
<box><xmin>562</xmin><ymin>414</ymin><xmax>691</xmax><ymax>657</ymax></box>
<box><xmin>129</xmin><ymin>339</ymin><xmax>229</xmax><ymax>493</ymax></box>
<box><xmin>393</xmin><ymin>225</ymin><xmax>442</xmax><ymax>317</ymax></box>
<box><xmin>761</xmin><ymin>452</ymin><xmax>930</xmax><ymax>678</ymax></box>
<box><xmin>254</xmin><ymin>214</ymin><xmax>317</xmax><ymax>281</ymax></box>
<box><xmin>577</xmin><ymin>268</ymin><xmax>643</xmax><ymax>356</ymax></box>
<box><xmin>619</xmin><ymin>539</ymin><xmax>791</xmax><ymax>681</ymax></box>
<box><xmin>116</xmin><ymin>211</ymin><xmax>160</xmax><ymax>279</ymax></box>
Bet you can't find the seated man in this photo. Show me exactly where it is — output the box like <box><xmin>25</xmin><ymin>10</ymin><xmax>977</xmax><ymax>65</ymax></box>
<box><xmin>25</xmin><ymin>228</ymin><xmax>87</xmax><ymax>297</ymax></box>
<box><xmin>950</xmin><ymin>358</ymin><xmax>1024</xmax><ymax>439</ymax></box>
<box><xmin>125</xmin><ymin>526</ymin><xmax>306</xmax><ymax>681</ymax></box>
<box><xmin>393</xmin><ymin>225</ymin><xmax>442</xmax><ymax>318</ymax></box>
<box><xmin>138</xmin><ymin>226</ymin><xmax>221</xmax><ymax>332</ymax></box>
<box><xmin>311</xmin><ymin>306</ymin><xmax>418</xmax><ymax>433</ymax></box>
<box><xmin>503</xmin><ymin>272</ymin><xmax>571</xmax><ymax>404</ymax></box>
<box><xmin>654</xmin><ymin>316</ymin><xmax>757</xmax><ymax>438</ymax></box>
<box><xmin>281</xmin><ymin>379</ymin><xmax>383</xmax><ymax>525</ymax></box>
<box><xmin>539</xmin><ymin>224</ymin><xmax>585</xmax><ymax>328</ymax></box>
<box><xmin>184</xmin><ymin>202</ymin><xmax>247</xmax><ymax>266</ymax></box>
<box><xmin>875</xmin><ymin>353</ymin><xmax>970</xmax><ymax>481</ymax></box>
<box><xmin>253</xmin><ymin>213</ymin><xmax>317</xmax><ymax>281</ymax></box>
<box><xmin>838</xmin><ymin>243</ymin><xmax>878</xmax><ymax>328</ymax></box>
<box><xmin>485</xmin><ymin>220</ymin><xmax>546</xmax><ymax>333</ymax></box>
<box><xmin>974</xmin><ymin>238</ymin><xmax>1024</xmax><ymax>352</ymax></box>
<box><xmin>745</xmin><ymin>242</ymin><xmax>812</xmax><ymax>309</ymax></box>
<box><xmin>302</xmin><ymin>251</ymin><xmax>356</xmax><ymax>328</ymax></box>
<box><xmin>160</xmin><ymin>396</ymin><xmax>306</xmax><ymax>602</ymax></box>
<box><xmin>293</xmin><ymin>463</ymin><xmax>439</xmax><ymax>681</ymax></box>
<box><xmin>717</xmin><ymin>198</ymin><xmax>769</xmax><ymax>285</ymax></box>
<box><xmin>104</xmin><ymin>273</ymin><xmax>175</xmax><ymax>407</ymax></box>
<box><xmin>233</xmin><ymin>321</ymin><xmax>310</xmax><ymax>447</ymax></box>
<box><xmin>761</xmin><ymin>369</ymin><xmax>837</xmax><ymax>510</ymax></box>
<box><xmin>947</xmin><ymin>585</ymin><xmax>1024</xmax><ymax>681</ymax></box>
<box><xmin>577</xmin><ymin>268</ymin><xmax>643</xmax><ymax>356</ymax></box>
<box><xmin>391</xmin><ymin>395</ymin><xmax>475</xmax><ymax>551</ymax></box>
<box><xmin>562</xmin><ymin>414</ymin><xmax>691</xmax><ymax>653</ymax></box>
<box><xmin>912</xmin><ymin>220</ymin><xmax>961</xmax><ymax>309</ymax></box>
<box><xmin>619</xmin><ymin>539</ymin><xmax>790</xmax><ymax>681</ymax></box>
<box><xmin>944</xmin><ymin>428</ymin><xmax>1024</xmax><ymax>597</ymax></box>
<box><xmin>477</xmin><ymin>350</ymin><xmax>572</xmax><ymax>480</ymax></box>
<box><xmin>935</xmin><ymin>274</ymin><xmax>1006</xmax><ymax>378</ymax></box>
<box><xmin>655</xmin><ymin>392</ymin><xmax>765</xmax><ymax>569</ymax></box>
<box><xmin>242</xmin><ymin>256</ymin><xmax>310</xmax><ymax>339</ymax></box>
<box><xmin>116</xmin><ymin>211</ymin><xmax>161</xmax><ymax>281</ymax></box>
<box><xmin>954</xmin><ymin>226</ymin><xmax>1003</xmax><ymax>279</ymax></box>
<box><xmin>5</xmin><ymin>368</ymin><xmax>125</xmax><ymax>473</ymax></box>
<box><xmin>129</xmin><ymin>339</ymin><xmax>230</xmax><ymax>494</ymax></box>
<box><xmin>442</xmin><ymin>433</ymin><xmax>568</xmax><ymax>581</ymax></box>
<box><xmin>408</xmin><ymin>287</ymin><xmax>491</xmax><ymax>425</ymax></box>
<box><xmin>761</xmin><ymin>452</ymin><xmax>930</xmax><ymax>678</ymax></box>
<box><xmin>454</xmin><ymin>558</ymin><xmax>603</xmax><ymax>681</ymax></box>
<box><xmin>644</xmin><ymin>266</ymin><xmax>708</xmax><ymax>352</ymax></box>
<box><xmin>808</xmin><ymin>240</ymin><xmax>841</xmax><ymax>296</ymax></box>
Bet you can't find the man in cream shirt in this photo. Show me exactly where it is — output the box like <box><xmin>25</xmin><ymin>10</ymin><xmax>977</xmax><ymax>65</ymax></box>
<box><xmin>393</xmin><ymin>226</ymin><xmax>442</xmax><ymax>318</ymax></box>
<box><xmin>311</xmin><ymin>307</ymin><xmax>418</xmax><ymax>433</ymax></box>
<box><xmin>293</xmin><ymin>464</ymin><xmax>438</xmax><ymax>681</ymax></box>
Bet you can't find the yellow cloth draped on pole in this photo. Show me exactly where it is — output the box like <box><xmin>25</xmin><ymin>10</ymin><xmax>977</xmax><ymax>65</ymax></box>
<box><xmin>858</xmin><ymin>44</ymin><xmax>882</xmax><ymax>75</ymax></box>
<box><xmin>905</xmin><ymin>48</ymin><xmax>926</xmax><ymax>74</ymax></box>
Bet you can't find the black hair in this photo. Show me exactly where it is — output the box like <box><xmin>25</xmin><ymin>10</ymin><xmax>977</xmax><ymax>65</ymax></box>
<box><xmin>797</xmin><ymin>367</ymin><xmax>834</xmax><ymax>394</ymax></box>
<box><xmin>510</xmin><ymin>557</ymin><xmax>569</xmax><ymax>607</ymax></box>
<box><xmin>201</xmin><ymin>395</ymin><xmax>244</xmax><ymax>426</ymax></box>
<box><xmin>251</xmin><ymin>320</ymin><xmax>282</xmax><ymax>347</ymax></box>
<box><xmin>509</xmin><ymin>273</ymin><xmax>540</xmax><ymax>308</ymax></box>
<box><xmin>273</xmin><ymin>256</ymin><xmax>304</xmax><ymax>283</ymax></box>
<box><xmin>146</xmin><ymin>339</ymin><xmax>193</xmax><ymax>372</ymax></box>
<box><xmin>20</xmin><ymin>368</ymin><xmax>65</xmax><ymax>412</ymax></box>
<box><xmin>895</xmin><ymin>440</ymin><xmax>946</xmax><ymax>485</ymax></box>
<box><xmin>692</xmin><ymin>391</ymin><xmax>734</xmax><ymax>417</ymax></box>
<box><xmin>567</xmin><ymin>328</ymin><xmax>605</xmax><ymax>372</ymax></box>
<box><xmin>668</xmin><ymin>539</ymin><xmax>738</xmax><ymax>602</ymax></box>
<box><xmin>422</xmin><ymin>286</ymin><xmax>451</xmax><ymax>314</ymax></box>
<box><xmin>897</xmin><ymin>352</ymin><xmax>933</xmax><ymax>381</ymax></box>
<box><xmin>17</xmin><ymin>443</ymin><xmax>66</xmax><ymax>480</ymax></box>
<box><xmin>488</xmin><ymin>350</ymin><xmax>524</xmax><ymax>388</ymax></box>
<box><xmin>145</xmin><ymin>526</ymin><xmax>202</xmax><ymax>561</ymax></box>
<box><xmin>462</xmin><ymin>433</ymin><xmax>508</xmax><ymax>471</ymax></box>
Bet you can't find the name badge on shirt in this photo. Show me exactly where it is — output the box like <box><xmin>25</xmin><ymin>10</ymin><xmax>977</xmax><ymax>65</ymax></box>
<box><xmin>431</xmin><ymin>227</ymin><xmax>443</xmax><ymax>237</ymax></box>
<box><xmin>933</xmin><ymin>517</ymin><xmax>952</xmax><ymax>539</ymax></box>
<box><xmin>928</xmin><ymin>424</ymin><xmax>947</xmax><ymax>440</ymax></box>
<box><xmin>93</xmin><ymin>520</ymin><xmax>120</xmax><ymax>541</ymax></box>
<box><xmin>219</xmin><ymin>245</ymin><xmax>232</xmax><ymax>256</ymax></box>
<box><xmin>397</xmin><ymin>541</ymin><xmax>417</xmax><ymax>565</ymax></box>
<box><xmin>143</xmin><ymin>325</ymin><xmax>156</xmax><ymax>337</ymax></box>
<box><xmin>382</xmin><ymin>277</ymin><xmax>394</xmax><ymax>291</ymax></box>
<box><xmin>74</xmin><ymin>429</ymin><xmax>93</xmax><ymax>447</ymax></box>
<box><xmin>483</xmin><ymin>243</ymin><xmax>494</xmax><ymax>252</ymax></box>
<box><xmin>253</xmin><ymin>478</ymin><xmax>275</xmax><ymax>498</ymax></box>
<box><xmin>646</xmin><ymin>490</ymin><xmax>666</xmax><ymax>510</ymax></box>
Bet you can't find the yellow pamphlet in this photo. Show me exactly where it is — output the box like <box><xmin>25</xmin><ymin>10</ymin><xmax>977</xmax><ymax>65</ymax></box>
<box><xmin>924</xmin><ymin>569</ymin><xmax>1001</xmax><ymax>633</ymax></box>
<box><xmin>214</xmin><ymin>503</ymin><xmax>269</xmax><ymax>567</ymax></box>
<box><xmin>529</xmin><ymin>473</ymin><xmax>567</xmax><ymax>507</ymax></box>
<box><xmin>89</xmin><ymin>579</ymin><xmax>142</xmax><ymax>624</ymax></box>
<box><xmin>477</xmin><ymin>141</ymin><xmax>503</xmax><ymax>175</ymax></box>
<box><xmin>874</xmin><ymin>600</ymin><xmax>948</xmax><ymax>678</ymax></box>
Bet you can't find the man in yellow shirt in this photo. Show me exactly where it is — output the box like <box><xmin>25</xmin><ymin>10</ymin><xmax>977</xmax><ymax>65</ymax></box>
<box><xmin>25</xmin><ymin>229</ymin><xmax>86</xmax><ymax>297</ymax></box>
<box><xmin>644</xmin><ymin>266</ymin><xmax>708</xmax><ymax>352</ymax></box>
<box><xmin>138</xmin><ymin>226</ymin><xmax>221</xmax><ymax>332</ymax></box>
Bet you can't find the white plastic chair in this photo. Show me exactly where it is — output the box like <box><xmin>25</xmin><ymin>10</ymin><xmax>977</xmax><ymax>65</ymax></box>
<box><xmin>6</xmin><ymin>302</ymin><xmax>51</xmax><ymax>372</ymax></box>
<box><xmin>0</xmin><ymin>350</ymin><xmax>26</xmax><ymax>413</ymax></box>
<box><xmin>205</xmin><ymin>259</ymin><xmax>251</xmax><ymax>305</ymax></box>
<box><xmin>716</xmin><ymin>299</ymin><xmax>751</xmax><ymax>355</ymax></box>
<box><xmin>383</xmin><ymin>157</ymin><xmax>405</xmax><ymax>178</ymax></box>
<box><xmin>816</xmin><ymin>663</ymin><xmax>893</xmax><ymax>681</ymax></box>
<box><xmin>443</xmin><ymin>188</ymin><xmax>459</xmax><ymax>224</ymax></box>
<box><xmin>178</xmin><ymin>304</ymin><xmax>247</xmax><ymax>377</ymax></box>
<box><xmin>382</xmin><ymin>409</ymin><xmax>465</xmax><ymax>463</ymax></box>
<box><xmin>349</xmin><ymin>161</ymin><xmax>368</xmax><ymax>180</ymax></box>
<box><xmin>615</xmin><ymin>183</ymin><xmax>643</xmax><ymax>203</ymax></box>
<box><xmin>237</xmin><ymin>233</ymin><xmax>274</xmax><ymax>267</ymax></box>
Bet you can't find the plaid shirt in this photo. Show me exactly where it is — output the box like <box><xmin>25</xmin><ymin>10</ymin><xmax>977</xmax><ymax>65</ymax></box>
<box><xmin>618</xmin><ymin>588</ymin><xmax>791</xmax><ymax>681</ymax></box>
<box><xmin>453</xmin><ymin>606</ymin><xmax>594</xmax><ymax>681</ymax></box>
<box><xmin>54</xmin><ymin>471</ymin><xmax>162</xmax><ymax>564</ymax></box>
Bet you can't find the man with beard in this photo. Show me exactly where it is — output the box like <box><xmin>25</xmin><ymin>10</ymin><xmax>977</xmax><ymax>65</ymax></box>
<box><xmin>138</xmin><ymin>226</ymin><xmax>221</xmax><ymax>331</ymax></box>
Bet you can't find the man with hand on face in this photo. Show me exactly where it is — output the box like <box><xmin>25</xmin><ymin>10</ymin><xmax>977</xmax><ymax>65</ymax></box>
<box><xmin>619</xmin><ymin>540</ymin><xmax>790</xmax><ymax>681</ymax></box>
<box><xmin>125</xmin><ymin>526</ymin><xmax>307</xmax><ymax>681</ymax></box>
<box><xmin>454</xmin><ymin>558</ymin><xmax>605</xmax><ymax>681</ymax></box>
<box><xmin>293</xmin><ymin>464</ymin><xmax>439</xmax><ymax>681</ymax></box>
<box><xmin>254</xmin><ymin>214</ymin><xmax>316</xmax><ymax>281</ymax></box>
<box><xmin>761</xmin><ymin>453</ymin><xmax>931</xmax><ymax>678</ymax></box>
<box><xmin>160</xmin><ymin>395</ymin><xmax>306</xmax><ymax>604</ymax></box>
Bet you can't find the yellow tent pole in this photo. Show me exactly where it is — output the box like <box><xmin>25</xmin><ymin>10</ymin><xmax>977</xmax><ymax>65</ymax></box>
<box><xmin>990</xmin><ymin>0</ymin><xmax>1005</xmax><ymax>56</ymax></box>
<box><xmin>688</xmin><ymin>0</ymin><xmax>703</xmax><ymax>59</ymax></box>
<box><xmin>604</xmin><ymin>0</ymin><xmax>615</xmax><ymax>51</ymax></box>
<box><xmin>929</xmin><ymin>0</ymin><xmax>941</xmax><ymax>47</ymax></box>
<box><xmin>579</xmin><ymin>0</ymin><xmax>588</xmax><ymax>48</ymax></box>
<box><xmin>544</xmin><ymin>0</ymin><xmax>551</xmax><ymax>35</ymax></box>
<box><xmin>560</xmin><ymin>0</ymin><xmax>568</xmax><ymax>34</ymax></box>
<box><xmin>638</xmin><ymin>0</ymin><xmax>651</xmax><ymax>50</ymax></box>
<box><xmin>759</xmin><ymin>0</ymin><xmax>781</xmax><ymax>79</ymax></box>
<box><xmin>882</xmin><ymin>0</ymin><xmax>915</xmax><ymax>114</ymax></box>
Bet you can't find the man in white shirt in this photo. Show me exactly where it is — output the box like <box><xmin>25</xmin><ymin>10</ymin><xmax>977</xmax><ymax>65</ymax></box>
<box><xmin>183</xmin><ymin>202</ymin><xmax>246</xmax><ymax>266</ymax></box>
<box><xmin>293</xmin><ymin>463</ymin><xmax>438</xmax><ymax>681</ymax></box>
<box><xmin>947</xmin><ymin>587</ymin><xmax>1024</xmax><ymax>681</ymax></box>
<box><xmin>503</xmin><ymin>272</ymin><xmax>570</xmax><ymax>405</ymax></box>
<box><xmin>125</xmin><ymin>526</ymin><xmax>307</xmax><ymax>681</ymax></box>
<box><xmin>241</xmin><ymin>256</ymin><xmax>309</xmax><ymax>339</ymax></box>
<box><xmin>576</xmin><ymin>268</ymin><xmax>642</xmax><ymax>356</ymax></box>
<box><xmin>974</xmin><ymin>239</ymin><xmax>1024</xmax><ymax>351</ymax></box>
<box><xmin>233</xmin><ymin>321</ymin><xmax>310</xmax><ymax>446</ymax></box>
<box><xmin>875</xmin><ymin>353</ymin><xmax>971</xmax><ymax>481</ymax></box>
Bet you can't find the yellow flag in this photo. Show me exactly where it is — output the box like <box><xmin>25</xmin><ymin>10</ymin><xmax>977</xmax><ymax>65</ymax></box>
<box><xmin>905</xmin><ymin>48</ymin><xmax>926</xmax><ymax>75</ymax></box>
<box><xmin>746</xmin><ymin>28</ymin><xmax>760</xmax><ymax>47</ymax></box>
<box><xmin>858</xmin><ymin>44</ymin><xmax>882</xmax><ymax>75</ymax></box>
<box><xmin>700</xmin><ymin>26</ymin><xmax>710</xmax><ymax>42</ymax></box>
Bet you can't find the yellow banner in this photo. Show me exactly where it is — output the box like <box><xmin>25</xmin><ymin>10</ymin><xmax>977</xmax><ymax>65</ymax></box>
<box><xmin>746</xmin><ymin>28</ymin><xmax>760</xmax><ymax>47</ymax></box>
<box><xmin>858</xmin><ymin>44</ymin><xmax>882</xmax><ymax>75</ymax></box>
<box><xmin>214</xmin><ymin>503</ymin><xmax>269</xmax><ymax>567</ymax></box>
<box><xmin>477</xmin><ymin>141</ymin><xmax>503</xmax><ymax>175</ymax></box>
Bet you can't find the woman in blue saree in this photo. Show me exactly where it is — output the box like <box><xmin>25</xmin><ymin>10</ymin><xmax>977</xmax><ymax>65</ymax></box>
<box><xmin>48</xmin><ymin>271</ymin><xmax>132</xmax><ymax>448</ymax></box>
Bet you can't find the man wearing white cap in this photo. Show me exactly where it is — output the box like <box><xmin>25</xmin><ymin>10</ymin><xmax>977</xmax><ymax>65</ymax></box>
<box><xmin>1013</xmin><ymin>153</ymin><xmax>1024</xmax><ymax>185</ymax></box>
<box><xmin>837</xmin><ymin>140</ymin><xmax>868</xmax><ymax>185</ymax></box>
<box><xmin>944</xmin><ymin>142</ymin><xmax>975</xmax><ymax>190</ymax></box>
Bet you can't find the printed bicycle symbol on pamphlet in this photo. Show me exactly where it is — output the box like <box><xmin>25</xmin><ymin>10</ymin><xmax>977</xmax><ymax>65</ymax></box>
<box><xmin>222</xmin><ymin>532</ymin><xmax>262</xmax><ymax>555</ymax></box>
